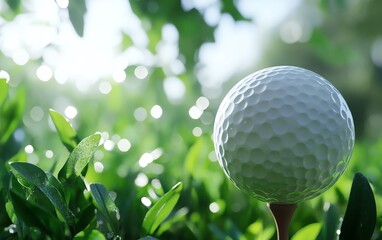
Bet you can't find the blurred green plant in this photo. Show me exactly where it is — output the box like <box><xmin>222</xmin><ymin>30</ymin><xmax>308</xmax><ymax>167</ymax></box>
<box><xmin>0</xmin><ymin>80</ymin><xmax>182</xmax><ymax>239</ymax></box>
<box><xmin>1</xmin><ymin>0</ymin><xmax>382</xmax><ymax>239</ymax></box>
<box><xmin>0</xmin><ymin>75</ymin><xmax>381</xmax><ymax>240</ymax></box>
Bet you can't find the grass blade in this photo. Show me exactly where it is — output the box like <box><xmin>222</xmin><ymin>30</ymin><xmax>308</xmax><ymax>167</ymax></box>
<box><xmin>142</xmin><ymin>182</ymin><xmax>183</xmax><ymax>234</ymax></box>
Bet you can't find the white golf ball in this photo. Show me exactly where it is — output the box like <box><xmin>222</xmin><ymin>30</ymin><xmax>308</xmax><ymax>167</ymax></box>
<box><xmin>213</xmin><ymin>66</ymin><xmax>355</xmax><ymax>203</ymax></box>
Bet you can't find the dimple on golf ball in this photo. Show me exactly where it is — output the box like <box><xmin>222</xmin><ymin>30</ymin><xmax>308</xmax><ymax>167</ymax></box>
<box><xmin>213</xmin><ymin>66</ymin><xmax>355</xmax><ymax>204</ymax></box>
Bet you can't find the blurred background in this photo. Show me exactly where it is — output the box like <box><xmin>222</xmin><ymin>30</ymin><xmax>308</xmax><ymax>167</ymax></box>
<box><xmin>1</xmin><ymin>0</ymin><xmax>382</xmax><ymax>239</ymax></box>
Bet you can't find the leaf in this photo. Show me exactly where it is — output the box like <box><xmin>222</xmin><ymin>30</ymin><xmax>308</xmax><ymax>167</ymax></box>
<box><xmin>49</xmin><ymin>109</ymin><xmax>79</xmax><ymax>152</ymax></box>
<box><xmin>156</xmin><ymin>207</ymin><xmax>188</xmax><ymax>236</ymax></box>
<box><xmin>6</xmin><ymin>0</ymin><xmax>21</xmax><ymax>13</ymax></box>
<box><xmin>75</xmin><ymin>202</ymin><xmax>96</xmax><ymax>234</ymax></box>
<box><xmin>68</xmin><ymin>0</ymin><xmax>87</xmax><ymax>37</ymax></box>
<box><xmin>143</xmin><ymin>182</ymin><xmax>183</xmax><ymax>235</ymax></box>
<box><xmin>221</xmin><ymin>0</ymin><xmax>249</xmax><ymax>21</ymax></box>
<box><xmin>0</xmin><ymin>87</ymin><xmax>25</xmax><ymax>144</ymax></box>
<box><xmin>90</xmin><ymin>183</ymin><xmax>120</xmax><ymax>234</ymax></box>
<box><xmin>316</xmin><ymin>204</ymin><xmax>340</xmax><ymax>240</ymax></box>
<box><xmin>10</xmin><ymin>162</ymin><xmax>75</xmax><ymax>225</ymax></box>
<box><xmin>58</xmin><ymin>133</ymin><xmax>100</xmax><ymax>181</ymax></box>
<box><xmin>7</xmin><ymin>174</ymin><xmax>64</xmax><ymax>239</ymax></box>
<box><xmin>8</xmin><ymin>191</ymin><xmax>64</xmax><ymax>239</ymax></box>
<box><xmin>11</xmin><ymin>162</ymin><xmax>48</xmax><ymax>187</ymax></box>
<box><xmin>339</xmin><ymin>173</ymin><xmax>376</xmax><ymax>240</ymax></box>
<box><xmin>46</xmin><ymin>172</ymin><xmax>65</xmax><ymax>197</ymax></box>
<box><xmin>291</xmin><ymin>223</ymin><xmax>321</xmax><ymax>240</ymax></box>
<box><xmin>245</xmin><ymin>220</ymin><xmax>275</xmax><ymax>240</ymax></box>
<box><xmin>185</xmin><ymin>137</ymin><xmax>209</xmax><ymax>179</ymax></box>
<box><xmin>74</xmin><ymin>229</ymin><xmax>106</xmax><ymax>240</ymax></box>
<box><xmin>0</xmin><ymin>79</ymin><xmax>9</xmax><ymax>108</ymax></box>
<box><xmin>138</xmin><ymin>237</ymin><xmax>159</xmax><ymax>240</ymax></box>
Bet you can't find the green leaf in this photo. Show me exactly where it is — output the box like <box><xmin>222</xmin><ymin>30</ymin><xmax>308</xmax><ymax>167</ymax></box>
<box><xmin>90</xmin><ymin>183</ymin><xmax>120</xmax><ymax>234</ymax></box>
<box><xmin>245</xmin><ymin>220</ymin><xmax>275</xmax><ymax>240</ymax></box>
<box><xmin>0</xmin><ymin>87</ymin><xmax>25</xmax><ymax>144</ymax></box>
<box><xmin>6</xmin><ymin>0</ymin><xmax>21</xmax><ymax>13</ymax></box>
<box><xmin>291</xmin><ymin>223</ymin><xmax>321</xmax><ymax>240</ymax></box>
<box><xmin>8</xmin><ymin>191</ymin><xmax>63</xmax><ymax>239</ymax></box>
<box><xmin>46</xmin><ymin>172</ymin><xmax>65</xmax><ymax>197</ymax></box>
<box><xmin>143</xmin><ymin>182</ymin><xmax>183</xmax><ymax>235</ymax></box>
<box><xmin>11</xmin><ymin>162</ymin><xmax>48</xmax><ymax>187</ymax></box>
<box><xmin>58</xmin><ymin>133</ymin><xmax>100</xmax><ymax>181</ymax></box>
<box><xmin>74</xmin><ymin>229</ymin><xmax>106</xmax><ymax>240</ymax></box>
<box><xmin>0</xmin><ymin>79</ymin><xmax>9</xmax><ymax>108</ymax></box>
<box><xmin>10</xmin><ymin>162</ymin><xmax>75</xmax><ymax>225</ymax></box>
<box><xmin>339</xmin><ymin>173</ymin><xmax>376</xmax><ymax>240</ymax></box>
<box><xmin>138</xmin><ymin>236</ymin><xmax>160</xmax><ymax>240</ymax></box>
<box><xmin>316</xmin><ymin>204</ymin><xmax>340</xmax><ymax>240</ymax></box>
<box><xmin>75</xmin><ymin>202</ymin><xmax>96</xmax><ymax>234</ymax></box>
<box><xmin>156</xmin><ymin>207</ymin><xmax>188</xmax><ymax>236</ymax></box>
<box><xmin>185</xmin><ymin>137</ymin><xmax>209</xmax><ymax>179</ymax></box>
<box><xmin>68</xmin><ymin>0</ymin><xmax>87</xmax><ymax>37</ymax></box>
<box><xmin>221</xmin><ymin>0</ymin><xmax>249</xmax><ymax>21</ymax></box>
<box><xmin>49</xmin><ymin>109</ymin><xmax>79</xmax><ymax>152</ymax></box>
<box><xmin>7</xmin><ymin>174</ymin><xmax>64</xmax><ymax>239</ymax></box>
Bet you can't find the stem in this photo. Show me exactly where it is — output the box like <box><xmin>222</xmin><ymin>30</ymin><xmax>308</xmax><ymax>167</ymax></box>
<box><xmin>268</xmin><ymin>203</ymin><xmax>297</xmax><ymax>240</ymax></box>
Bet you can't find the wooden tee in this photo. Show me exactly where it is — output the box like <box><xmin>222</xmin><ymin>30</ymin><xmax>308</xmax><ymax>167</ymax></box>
<box><xmin>268</xmin><ymin>203</ymin><xmax>298</xmax><ymax>240</ymax></box>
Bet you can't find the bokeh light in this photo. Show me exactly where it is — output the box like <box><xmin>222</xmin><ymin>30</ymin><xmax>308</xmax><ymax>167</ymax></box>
<box><xmin>0</xmin><ymin>70</ymin><xmax>10</xmax><ymax>83</ymax></box>
<box><xmin>36</xmin><ymin>65</ymin><xmax>53</xmax><ymax>82</ymax></box>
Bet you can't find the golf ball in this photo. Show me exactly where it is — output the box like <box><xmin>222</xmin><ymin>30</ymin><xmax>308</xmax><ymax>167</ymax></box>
<box><xmin>213</xmin><ymin>66</ymin><xmax>354</xmax><ymax>204</ymax></box>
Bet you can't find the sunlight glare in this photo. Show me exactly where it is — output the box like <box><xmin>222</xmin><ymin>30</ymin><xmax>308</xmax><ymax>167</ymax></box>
<box><xmin>25</xmin><ymin>145</ymin><xmax>34</xmax><ymax>154</ymax></box>
<box><xmin>192</xmin><ymin>127</ymin><xmax>203</xmax><ymax>137</ymax></box>
<box><xmin>196</xmin><ymin>96</ymin><xmax>209</xmax><ymax>110</ymax></box>
<box><xmin>112</xmin><ymin>69</ymin><xmax>126</xmax><ymax>83</ymax></box>
<box><xmin>56</xmin><ymin>0</ymin><xmax>69</xmax><ymax>8</ymax></box>
<box><xmin>54</xmin><ymin>68</ymin><xmax>68</xmax><ymax>84</ymax></box>
<box><xmin>139</xmin><ymin>153</ymin><xmax>154</xmax><ymax>168</ymax></box>
<box><xmin>151</xmin><ymin>148</ymin><xmax>163</xmax><ymax>160</ymax></box>
<box><xmin>189</xmin><ymin>106</ymin><xmax>203</xmax><ymax>119</ymax></box>
<box><xmin>30</xmin><ymin>106</ymin><xmax>44</xmax><ymax>121</ymax></box>
<box><xmin>371</xmin><ymin>37</ymin><xmax>382</xmax><ymax>67</ymax></box>
<box><xmin>36</xmin><ymin>65</ymin><xmax>53</xmax><ymax>81</ymax></box>
<box><xmin>94</xmin><ymin>162</ymin><xmax>104</xmax><ymax>173</ymax></box>
<box><xmin>141</xmin><ymin>197</ymin><xmax>152</xmax><ymax>207</ymax></box>
<box><xmin>209</xmin><ymin>202</ymin><xmax>220</xmax><ymax>213</ymax></box>
<box><xmin>45</xmin><ymin>150</ymin><xmax>54</xmax><ymax>158</ymax></box>
<box><xmin>164</xmin><ymin>77</ymin><xmax>185</xmax><ymax>103</ymax></box>
<box><xmin>134</xmin><ymin>66</ymin><xmax>148</xmax><ymax>79</ymax></box>
<box><xmin>104</xmin><ymin>140</ymin><xmax>115</xmax><ymax>151</ymax></box>
<box><xmin>134</xmin><ymin>107</ymin><xmax>147</xmax><ymax>121</ymax></box>
<box><xmin>280</xmin><ymin>21</ymin><xmax>303</xmax><ymax>43</ymax></box>
<box><xmin>64</xmin><ymin>105</ymin><xmax>78</xmax><ymax>119</ymax></box>
<box><xmin>135</xmin><ymin>173</ymin><xmax>149</xmax><ymax>187</ymax></box>
<box><xmin>0</xmin><ymin>70</ymin><xmax>10</xmax><ymax>83</ymax></box>
<box><xmin>99</xmin><ymin>81</ymin><xmax>112</xmax><ymax>94</ymax></box>
<box><xmin>12</xmin><ymin>49</ymin><xmax>30</xmax><ymax>65</ymax></box>
<box><xmin>117</xmin><ymin>139</ymin><xmax>131</xmax><ymax>152</ymax></box>
<box><xmin>150</xmin><ymin>105</ymin><xmax>163</xmax><ymax>119</ymax></box>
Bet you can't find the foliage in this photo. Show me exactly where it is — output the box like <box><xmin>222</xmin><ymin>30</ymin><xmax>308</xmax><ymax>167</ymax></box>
<box><xmin>0</xmin><ymin>77</ymin><xmax>380</xmax><ymax>239</ymax></box>
<box><xmin>1</xmin><ymin>0</ymin><xmax>382</xmax><ymax>239</ymax></box>
<box><xmin>0</xmin><ymin>87</ymin><xmax>182</xmax><ymax>239</ymax></box>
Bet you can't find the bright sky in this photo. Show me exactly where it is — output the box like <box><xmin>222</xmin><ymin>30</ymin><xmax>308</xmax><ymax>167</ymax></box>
<box><xmin>0</xmin><ymin>0</ymin><xmax>303</xmax><ymax>96</ymax></box>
